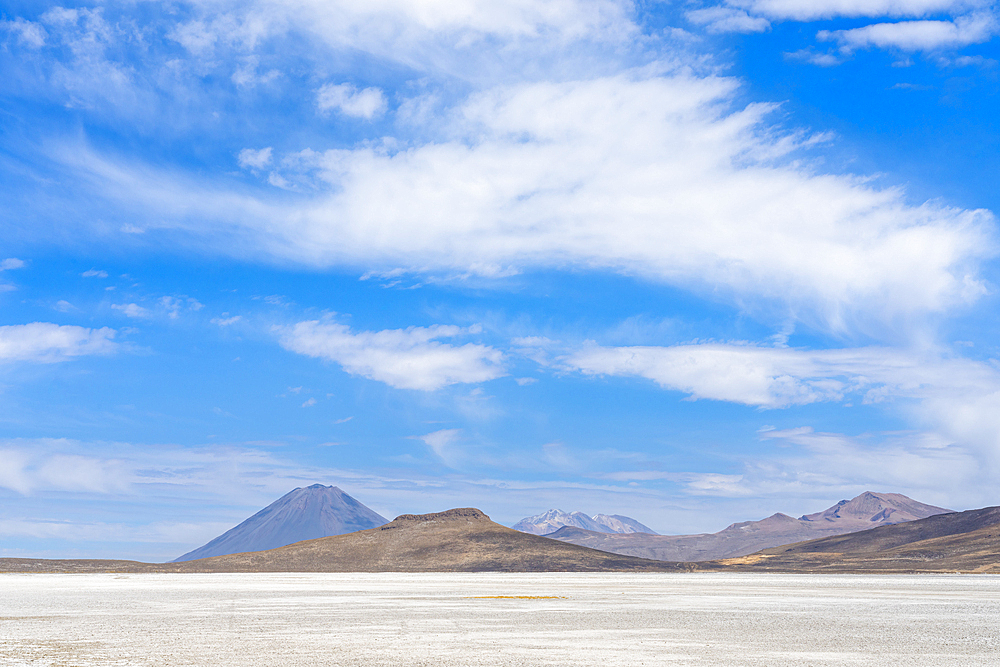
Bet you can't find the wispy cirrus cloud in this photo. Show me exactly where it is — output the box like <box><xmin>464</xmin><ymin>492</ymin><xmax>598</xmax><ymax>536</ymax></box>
<box><xmin>558</xmin><ymin>338</ymin><xmax>1000</xmax><ymax>487</ymax></box>
<box><xmin>0</xmin><ymin>322</ymin><xmax>117</xmax><ymax>363</ymax></box>
<box><xmin>561</xmin><ymin>340</ymin><xmax>999</xmax><ymax>409</ymax></box>
<box><xmin>278</xmin><ymin>319</ymin><xmax>505</xmax><ymax>390</ymax></box>
<box><xmin>726</xmin><ymin>0</ymin><xmax>990</xmax><ymax>21</ymax></box>
<box><xmin>415</xmin><ymin>428</ymin><xmax>465</xmax><ymax>467</ymax></box>
<box><xmin>54</xmin><ymin>72</ymin><xmax>995</xmax><ymax>337</ymax></box>
<box><xmin>686</xmin><ymin>7</ymin><xmax>771</xmax><ymax>33</ymax></box>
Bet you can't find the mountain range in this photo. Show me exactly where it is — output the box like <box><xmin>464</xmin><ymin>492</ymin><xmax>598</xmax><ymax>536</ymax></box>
<box><xmin>545</xmin><ymin>492</ymin><xmax>950</xmax><ymax>562</ymax></box>
<box><xmin>511</xmin><ymin>509</ymin><xmax>657</xmax><ymax>535</ymax></box>
<box><xmin>174</xmin><ymin>484</ymin><xmax>388</xmax><ymax>561</ymax></box>
<box><xmin>1</xmin><ymin>494</ymin><xmax>997</xmax><ymax>574</ymax></box>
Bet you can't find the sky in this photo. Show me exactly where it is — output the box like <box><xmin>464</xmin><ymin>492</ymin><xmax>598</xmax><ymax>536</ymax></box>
<box><xmin>1</xmin><ymin>0</ymin><xmax>998</xmax><ymax>562</ymax></box>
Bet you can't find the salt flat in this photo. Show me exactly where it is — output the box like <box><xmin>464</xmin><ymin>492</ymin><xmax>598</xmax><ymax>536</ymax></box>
<box><xmin>1</xmin><ymin>573</ymin><xmax>998</xmax><ymax>666</ymax></box>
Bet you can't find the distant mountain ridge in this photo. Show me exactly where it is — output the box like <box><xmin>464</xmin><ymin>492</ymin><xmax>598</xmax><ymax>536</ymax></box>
<box><xmin>174</xmin><ymin>484</ymin><xmax>388</xmax><ymax>562</ymax></box>
<box><xmin>4</xmin><ymin>503</ymin><xmax>996</xmax><ymax>574</ymax></box>
<box><xmin>511</xmin><ymin>509</ymin><xmax>657</xmax><ymax>535</ymax></box>
<box><xmin>718</xmin><ymin>505</ymin><xmax>1000</xmax><ymax>573</ymax></box>
<box><xmin>546</xmin><ymin>492</ymin><xmax>950</xmax><ymax>562</ymax></box>
<box><xmin>169</xmin><ymin>508</ymin><xmax>680</xmax><ymax>572</ymax></box>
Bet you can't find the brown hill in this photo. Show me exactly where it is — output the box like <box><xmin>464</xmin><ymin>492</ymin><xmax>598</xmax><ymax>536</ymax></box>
<box><xmin>546</xmin><ymin>491</ymin><xmax>949</xmax><ymax>562</ymax></box>
<box><xmin>0</xmin><ymin>509</ymin><xmax>685</xmax><ymax>574</ymax></box>
<box><xmin>714</xmin><ymin>505</ymin><xmax>1000</xmax><ymax>573</ymax></box>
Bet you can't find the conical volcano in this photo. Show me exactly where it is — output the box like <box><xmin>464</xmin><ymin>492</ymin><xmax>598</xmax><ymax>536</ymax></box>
<box><xmin>174</xmin><ymin>484</ymin><xmax>388</xmax><ymax>562</ymax></box>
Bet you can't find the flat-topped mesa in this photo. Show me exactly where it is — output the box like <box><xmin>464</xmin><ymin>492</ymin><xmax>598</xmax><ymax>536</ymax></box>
<box><xmin>384</xmin><ymin>508</ymin><xmax>490</xmax><ymax>527</ymax></box>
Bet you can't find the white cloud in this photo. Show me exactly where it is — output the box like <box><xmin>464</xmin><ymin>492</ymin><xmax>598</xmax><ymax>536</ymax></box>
<box><xmin>238</xmin><ymin>147</ymin><xmax>273</xmax><ymax>170</ymax></box>
<box><xmin>727</xmin><ymin>0</ymin><xmax>989</xmax><ymax>21</ymax></box>
<box><xmin>179</xmin><ymin>0</ymin><xmax>636</xmax><ymax>76</ymax></box>
<box><xmin>211</xmin><ymin>315</ymin><xmax>242</xmax><ymax>326</ymax></box>
<box><xmin>0</xmin><ymin>323</ymin><xmax>117</xmax><ymax>363</ymax></box>
<box><xmin>565</xmin><ymin>342</ymin><xmax>853</xmax><ymax>407</ymax></box>
<box><xmin>687</xmin><ymin>7</ymin><xmax>771</xmax><ymax>33</ymax></box>
<box><xmin>81</xmin><ymin>268</ymin><xmax>108</xmax><ymax>278</ymax></box>
<box><xmin>0</xmin><ymin>258</ymin><xmax>25</xmax><ymax>271</ymax></box>
<box><xmin>563</xmin><ymin>341</ymin><xmax>1000</xmax><ymax>408</ymax></box>
<box><xmin>168</xmin><ymin>19</ymin><xmax>217</xmax><ymax>56</ymax></box>
<box><xmin>65</xmin><ymin>73</ymin><xmax>996</xmax><ymax>336</ymax></box>
<box><xmin>0</xmin><ymin>438</ymin><xmax>331</xmax><ymax>500</ymax></box>
<box><xmin>785</xmin><ymin>48</ymin><xmax>843</xmax><ymax>66</ymax></box>
<box><xmin>561</xmin><ymin>339</ymin><xmax>1000</xmax><ymax>488</ymax></box>
<box><xmin>316</xmin><ymin>83</ymin><xmax>387</xmax><ymax>119</ymax></box>
<box><xmin>416</xmin><ymin>428</ymin><xmax>463</xmax><ymax>466</ymax></box>
<box><xmin>278</xmin><ymin>319</ymin><xmax>506</xmax><ymax>390</ymax></box>
<box><xmin>0</xmin><ymin>449</ymin><xmax>33</xmax><ymax>494</ymax></box>
<box><xmin>740</xmin><ymin>426</ymin><xmax>981</xmax><ymax>504</ymax></box>
<box><xmin>819</xmin><ymin>13</ymin><xmax>997</xmax><ymax>52</ymax></box>
<box><xmin>112</xmin><ymin>303</ymin><xmax>151</xmax><ymax>318</ymax></box>
<box><xmin>231</xmin><ymin>55</ymin><xmax>280</xmax><ymax>87</ymax></box>
<box><xmin>159</xmin><ymin>296</ymin><xmax>201</xmax><ymax>319</ymax></box>
<box><xmin>301</xmin><ymin>397</ymin><xmax>317</xmax><ymax>407</ymax></box>
<box><xmin>1</xmin><ymin>17</ymin><xmax>47</xmax><ymax>47</ymax></box>
<box><xmin>33</xmin><ymin>7</ymin><xmax>141</xmax><ymax>111</ymax></box>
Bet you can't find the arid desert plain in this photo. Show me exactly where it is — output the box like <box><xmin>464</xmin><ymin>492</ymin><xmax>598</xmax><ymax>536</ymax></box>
<box><xmin>2</xmin><ymin>573</ymin><xmax>999</xmax><ymax>666</ymax></box>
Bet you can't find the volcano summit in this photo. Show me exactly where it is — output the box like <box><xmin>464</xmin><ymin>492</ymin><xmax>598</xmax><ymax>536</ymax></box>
<box><xmin>174</xmin><ymin>484</ymin><xmax>388</xmax><ymax>562</ymax></box>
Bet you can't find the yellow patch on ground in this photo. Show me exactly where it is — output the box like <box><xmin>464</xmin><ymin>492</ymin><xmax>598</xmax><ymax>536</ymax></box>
<box><xmin>718</xmin><ymin>554</ymin><xmax>778</xmax><ymax>565</ymax></box>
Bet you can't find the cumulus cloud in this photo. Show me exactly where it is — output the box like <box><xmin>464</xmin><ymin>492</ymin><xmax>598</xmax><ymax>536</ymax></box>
<box><xmin>81</xmin><ymin>268</ymin><xmax>108</xmax><ymax>277</ymax></box>
<box><xmin>316</xmin><ymin>84</ymin><xmax>387</xmax><ymax>119</ymax></box>
<box><xmin>0</xmin><ymin>322</ymin><xmax>117</xmax><ymax>363</ymax></box>
<box><xmin>819</xmin><ymin>13</ymin><xmax>997</xmax><ymax>52</ymax></box>
<box><xmin>278</xmin><ymin>319</ymin><xmax>505</xmax><ymax>390</ymax></box>
<box><xmin>0</xmin><ymin>258</ymin><xmax>25</xmax><ymax>271</ymax></box>
<box><xmin>62</xmin><ymin>72</ymin><xmax>996</xmax><ymax>336</ymax></box>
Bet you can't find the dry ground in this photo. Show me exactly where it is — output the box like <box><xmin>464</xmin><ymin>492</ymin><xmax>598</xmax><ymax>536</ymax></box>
<box><xmin>1</xmin><ymin>572</ymin><xmax>999</xmax><ymax>666</ymax></box>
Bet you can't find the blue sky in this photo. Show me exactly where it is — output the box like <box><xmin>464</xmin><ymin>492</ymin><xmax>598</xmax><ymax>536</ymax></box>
<box><xmin>1</xmin><ymin>0</ymin><xmax>999</xmax><ymax>561</ymax></box>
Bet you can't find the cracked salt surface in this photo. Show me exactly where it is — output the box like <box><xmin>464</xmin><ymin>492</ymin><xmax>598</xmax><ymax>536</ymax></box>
<box><xmin>1</xmin><ymin>573</ymin><xmax>998</xmax><ymax>666</ymax></box>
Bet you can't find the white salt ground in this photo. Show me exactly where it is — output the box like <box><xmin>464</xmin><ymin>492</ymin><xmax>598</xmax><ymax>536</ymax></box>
<box><xmin>0</xmin><ymin>572</ymin><xmax>998</xmax><ymax>666</ymax></box>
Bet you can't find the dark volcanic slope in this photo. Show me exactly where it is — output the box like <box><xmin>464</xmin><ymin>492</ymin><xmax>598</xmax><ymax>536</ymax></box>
<box><xmin>174</xmin><ymin>484</ymin><xmax>388</xmax><ymax>562</ymax></box>
<box><xmin>547</xmin><ymin>491</ymin><xmax>950</xmax><ymax>562</ymax></box>
<box><xmin>716</xmin><ymin>505</ymin><xmax>1000</xmax><ymax>573</ymax></box>
<box><xmin>0</xmin><ymin>509</ymin><xmax>687</xmax><ymax>574</ymax></box>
